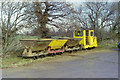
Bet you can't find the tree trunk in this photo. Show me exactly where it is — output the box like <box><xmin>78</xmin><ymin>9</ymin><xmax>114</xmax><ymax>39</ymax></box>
<box><xmin>100</xmin><ymin>27</ymin><xmax>104</xmax><ymax>42</ymax></box>
<box><xmin>40</xmin><ymin>23</ymin><xmax>49</xmax><ymax>38</ymax></box>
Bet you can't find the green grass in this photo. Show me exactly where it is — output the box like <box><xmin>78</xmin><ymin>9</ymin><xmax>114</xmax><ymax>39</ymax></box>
<box><xmin>15</xmin><ymin>35</ymin><xmax>39</xmax><ymax>40</ymax></box>
<box><xmin>2</xmin><ymin>57</ymin><xmax>33</xmax><ymax>68</ymax></box>
<box><xmin>1</xmin><ymin>55</ymin><xmax>60</xmax><ymax>69</ymax></box>
<box><xmin>98</xmin><ymin>40</ymin><xmax>117</xmax><ymax>49</ymax></box>
<box><xmin>1</xmin><ymin>35</ymin><xmax>60</xmax><ymax>68</ymax></box>
<box><xmin>16</xmin><ymin>35</ymin><xmax>61</xmax><ymax>40</ymax></box>
<box><xmin>98</xmin><ymin>44</ymin><xmax>117</xmax><ymax>49</ymax></box>
<box><xmin>51</xmin><ymin>36</ymin><xmax>61</xmax><ymax>39</ymax></box>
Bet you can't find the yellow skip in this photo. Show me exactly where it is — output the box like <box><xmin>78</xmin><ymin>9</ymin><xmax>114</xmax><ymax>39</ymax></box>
<box><xmin>48</xmin><ymin>39</ymin><xmax>68</xmax><ymax>49</ymax></box>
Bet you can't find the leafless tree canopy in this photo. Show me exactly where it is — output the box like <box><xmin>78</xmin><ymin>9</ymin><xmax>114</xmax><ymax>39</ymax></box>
<box><xmin>25</xmin><ymin>1</ymin><xmax>75</xmax><ymax>38</ymax></box>
<box><xmin>1</xmin><ymin>2</ymin><xmax>28</xmax><ymax>55</ymax></box>
<box><xmin>0</xmin><ymin>1</ymin><xmax>119</xmax><ymax>55</ymax></box>
<box><xmin>67</xmin><ymin>2</ymin><xmax>119</xmax><ymax>41</ymax></box>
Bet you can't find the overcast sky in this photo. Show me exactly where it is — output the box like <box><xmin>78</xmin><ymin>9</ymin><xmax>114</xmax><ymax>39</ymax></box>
<box><xmin>0</xmin><ymin>0</ymin><xmax>119</xmax><ymax>34</ymax></box>
<box><xmin>1</xmin><ymin>0</ymin><xmax>119</xmax><ymax>2</ymax></box>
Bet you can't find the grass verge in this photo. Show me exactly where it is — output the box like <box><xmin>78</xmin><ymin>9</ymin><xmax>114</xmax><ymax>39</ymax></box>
<box><xmin>1</xmin><ymin>47</ymin><xmax>112</xmax><ymax>69</ymax></box>
<box><xmin>98</xmin><ymin>40</ymin><xmax>117</xmax><ymax>49</ymax></box>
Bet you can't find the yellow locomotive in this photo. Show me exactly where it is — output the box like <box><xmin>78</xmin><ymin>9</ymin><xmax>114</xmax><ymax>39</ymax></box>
<box><xmin>20</xmin><ymin>29</ymin><xmax>97</xmax><ymax>59</ymax></box>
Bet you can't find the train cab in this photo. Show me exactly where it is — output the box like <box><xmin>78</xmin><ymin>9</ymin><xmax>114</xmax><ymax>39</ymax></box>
<box><xmin>73</xmin><ymin>30</ymin><xmax>97</xmax><ymax>49</ymax></box>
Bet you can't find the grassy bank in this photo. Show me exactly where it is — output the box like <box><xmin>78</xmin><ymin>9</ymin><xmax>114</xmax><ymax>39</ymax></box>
<box><xmin>98</xmin><ymin>40</ymin><xmax>118</xmax><ymax>49</ymax></box>
<box><xmin>1</xmin><ymin>47</ymin><xmax>112</xmax><ymax>69</ymax></box>
<box><xmin>2</xmin><ymin>57</ymin><xmax>32</xmax><ymax>68</ymax></box>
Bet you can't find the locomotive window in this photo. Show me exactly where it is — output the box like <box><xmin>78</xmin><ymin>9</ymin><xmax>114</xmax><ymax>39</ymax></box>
<box><xmin>86</xmin><ymin>31</ymin><xmax>88</xmax><ymax>36</ymax></box>
<box><xmin>75</xmin><ymin>31</ymin><xmax>83</xmax><ymax>36</ymax></box>
<box><xmin>78</xmin><ymin>31</ymin><xmax>80</xmax><ymax>35</ymax></box>
<box><xmin>91</xmin><ymin>31</ymin><xmax>93</xmax><ymax>36</ymax></box>
<box><xmin>75</xmin><ymin>31</ymin><xmax>80</xmax><ymax>36</ymax></box>
<box><xmin>80</xmin><ymin>31</ymin><xmax>83</xmax><ymax>36</ymax></box>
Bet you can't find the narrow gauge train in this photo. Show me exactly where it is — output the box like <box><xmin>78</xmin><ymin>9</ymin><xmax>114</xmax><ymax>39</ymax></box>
<box><xmin>20</xmin><ymin>29</ymin><xmax>97</xmax><ymax>59</ymax></box>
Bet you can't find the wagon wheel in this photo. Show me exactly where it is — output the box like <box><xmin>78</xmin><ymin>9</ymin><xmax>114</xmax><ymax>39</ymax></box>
<box><xmin>33</xmin><ymin>56</ymin><xmax>36</xmax><ymax>60</ymax></box>
<box><xmin>33</xmin><ymin>56</ymin><xmax>38</xmax><ymax>60</ymax></box>
<box><xmin>74</xmin><ymin>49</ymin><xmax>77</xmax><ymax>52</ymax></box>
<box><xmin>42</xmin><ymin>51</ymin><xmax>47</xmax><ymax>57</ymax></box>
<box><xmin>50</xmin><ymin>53</ymin><xmax>54</xmax><ymax>56</ymax></box>
<box><xmin>43</xmin><ymin>54</ymin><xmax>46</xmax><ymax>57</ymax></box>
<box><xmin>22</xmin><ymin>56</ymin><xmax>27</xmax><ymax>59</ymax></box>
<box><xmin>69</xmin><ymin>50</ymin><xmax>72</xmax><ymax>53</ymax></box>
<box><xmin>60</xmin><ymin>52</ymin><xmax>63</xmax><ymax>55</ymax></box>
<box><xmin>53</xmin><ymin>53</ymin><xmax>56</xmax><ymax>56</ymax></box>
<box><xmin>40</xmin><ymin>55</ymin><xmax>44</xmax><ymax>58</ymax></box>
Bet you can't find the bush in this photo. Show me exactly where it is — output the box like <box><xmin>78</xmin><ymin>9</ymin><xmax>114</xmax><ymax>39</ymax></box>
<box><xmin>98</xmin><ymin>39</ymin><xmax>118</xmax><ymax>48</ymax></box>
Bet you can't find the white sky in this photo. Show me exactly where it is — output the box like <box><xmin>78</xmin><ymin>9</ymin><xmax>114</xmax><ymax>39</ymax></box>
<box><xmin>0</xmin><ymin>0</ymin><xmax>119</xmax><ymax>34</ymax></box>
<box><xmin>1</xmin><ymin>0</ymin><xmax>119</xmax><ymax>2</ymax></box>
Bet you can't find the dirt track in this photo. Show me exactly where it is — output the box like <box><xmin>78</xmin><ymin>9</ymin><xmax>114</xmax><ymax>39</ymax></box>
<box><xmin>2</xmin><ymin>48</ymin><xmax>119</xmax><ymax>78</ymax></box>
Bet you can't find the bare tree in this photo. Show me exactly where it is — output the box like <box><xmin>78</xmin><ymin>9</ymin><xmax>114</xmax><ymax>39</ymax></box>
<box><xmin>73</xmin><ymin>2</ymin><xmax>118</xmax><ymax>41</ymax></box>
<box><xmin>0</xmin><ymin>2</ymin><xmax>28</xmax><ymax>55</ymax></box>
<box><xmin>25</xmin><ymin>1</ymin><xmax>75</xmax><ymax>38</ymax></box>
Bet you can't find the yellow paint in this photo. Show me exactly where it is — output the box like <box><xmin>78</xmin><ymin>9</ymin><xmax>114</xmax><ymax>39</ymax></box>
<box><xmin>48</xmin><ymin>39</ymin><xmax>68</xmax><ymax>49</ymax></box>
<box><xmin>73</xmin><ymin>30</ymin><xmax>97</xmax><ymax>49</ymax></box>
<box><xmin>21</xmin><ymin>29</ymin><xmax>98</xmax><ymax>57</ymax></box>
